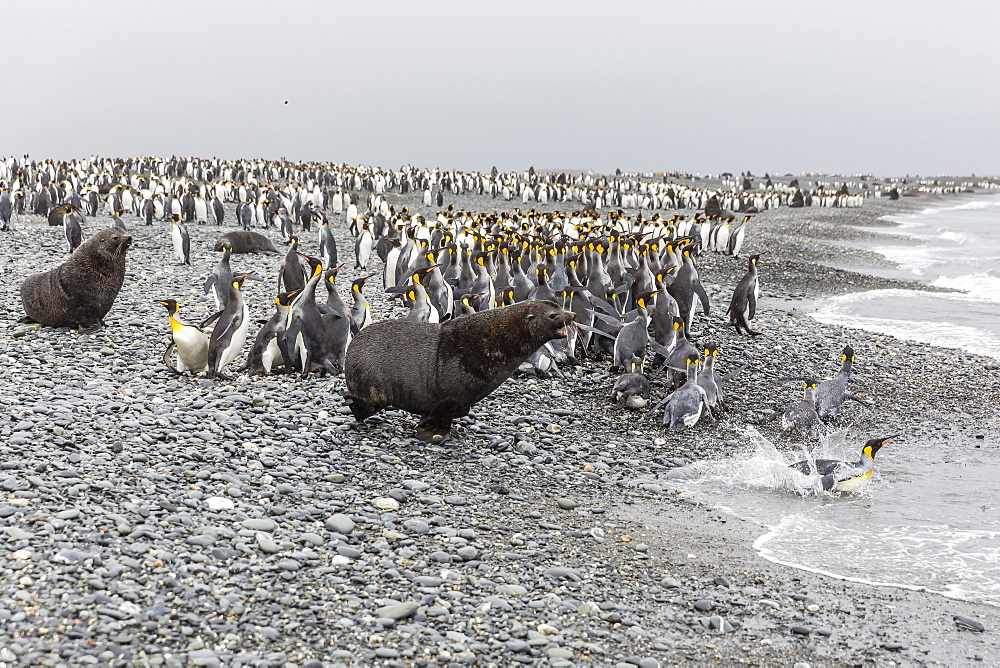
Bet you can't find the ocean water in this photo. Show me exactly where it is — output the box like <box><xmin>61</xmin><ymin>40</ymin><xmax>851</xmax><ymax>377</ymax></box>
<box><xmin>810</xmin><ymin>195</ymin><xmax>1000</xmax><ymax>359</ymax></box>
<box><xmin>673</xmin><ymin>428</ymin><xmax>1000</xmax><ymax>606</ymax></box>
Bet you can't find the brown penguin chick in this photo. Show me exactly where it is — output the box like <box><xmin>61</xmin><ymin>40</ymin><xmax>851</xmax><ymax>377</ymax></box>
<box><xmin>344</xmin><ymin>299</ymin><xmax>575</xmax><ymax>442</ymax></box>
<box><xmin>19</xmin><ymin>227</ymin><xmax>132</xmax><ymax>333</ymax></box>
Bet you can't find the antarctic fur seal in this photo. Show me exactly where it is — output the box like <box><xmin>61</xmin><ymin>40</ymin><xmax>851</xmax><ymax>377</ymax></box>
<box><xmin>345</xmin><ymin>300</ymin><xmax>575</xmax><ymax>442</ymax></box>
<box><xmin>20</xmin><ymin>227</ymin><xmax>132</xmax><ymax>333</ymax></box>
<box><xmin>213</xmin><ymin>231</ymin><xmax>280</xmax><ymax>254</ymax></box>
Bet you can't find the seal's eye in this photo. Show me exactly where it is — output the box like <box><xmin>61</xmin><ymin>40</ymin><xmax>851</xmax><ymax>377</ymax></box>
<box><xmin>548</xmin><ymin>313</ymin><xmax>557</xmax><ymax>319</ymax></box>
<box><xmin>112</xmin><ymin>236</ymin><xmax>120</xmax><ymax>241</ymax></box>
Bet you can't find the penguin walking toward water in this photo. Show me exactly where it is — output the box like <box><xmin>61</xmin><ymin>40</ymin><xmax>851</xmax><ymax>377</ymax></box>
<box><xmin>155</xmin><ymin>299</ymin><xmax>209</xmax><ymax>374</ymax></box>
<box><xmin>205</xmin><ymin>274</ymin><xmax>252</xmax><ymax>379</ymax></box>
<box><xmin>656</xmin><ymin>354</ymin><xmax>712</xmax><ymax>429</ymax></box>
<box><xmin>170</xmin><ymin>214</ymin><xmax>191</xmax><ymax>265</ymax></box>
<box><xmin>815</xmin><ymin>345</ymin><xmax>865</xmax><ymax>421</ymax></box>
<box><xmin>788</xmin><ymin>435</ymin><xmax>898</xmax><ymax>492</ymax></box>
<box><xmin>64</xmin><ymin>205</ymin><xmax>84</xmax><ymax>253</ymax></box>
<box><xmin>781</xmin><ymin>379</ymin><xmax>822</xmax><ymax>439</ymax></box>
<box><xmin>727</xmin><ymin>253</ymin><xmax>762</xmax><ymax>336</ymax></box>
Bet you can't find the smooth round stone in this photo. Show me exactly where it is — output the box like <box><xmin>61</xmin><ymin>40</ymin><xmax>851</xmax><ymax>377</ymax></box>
<box><xmin>205</xmin><ymin>497</ymin><xmax>234</xmax><ymax>511</ymax></box>
<box><xmin>242</xmin><ymin>518</ymin><xmax>277</xmax><ymax>532</ymax></box>
<box><xmin>56</xmin><ymin>508</ymin><xmax>81</xmax><ymax>520</ymax></box>
<box><xmin>255</xmin><ymin>532</ymin><xmax>281</xmax><ymax>554</ymax></box>
<box><xmin>456</xmin><ymin>546</ymin><xmax>478</xmax><ymax>560</ymax></box>
<box><xmin>325</xmin><ymin>514</ymin><xmax>355</xmax><ymax>534</ymax></box>
<box><xmin>402</xmin><ymin>519</ymin><xmax>430</xmax><ymax>534</ymax></box>
<box><xmin>376</xmin><ymin>601</ymin><xmax>419</xmax><ymax>620</ymax></box>
<box><xmin>372</xmin><ymin>496</ymin><xmax>399</xmax><ymax>511</ymax></box>
<box><xmin>556</xmin><ymin>498</ymin><xmax>578</xmax><ymax>510</ymax></box>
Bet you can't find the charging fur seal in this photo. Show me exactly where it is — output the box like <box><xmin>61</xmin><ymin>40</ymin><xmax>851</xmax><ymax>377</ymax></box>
<box><xmin>20</xmin><ymin>227</ymin><xmax>132</xmax><ymax>333</ymax></box>
<box><xmin>345</xmin><ymin>299</ymin><xmax>575</xmax><ymax>442</ymax></box>
<box><xmin>214</xmin><ymin>231</ymin><xmax>280</xmax><ymax>254</ymax></box>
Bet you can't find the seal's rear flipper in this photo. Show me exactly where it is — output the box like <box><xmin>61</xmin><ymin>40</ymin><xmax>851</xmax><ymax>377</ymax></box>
<box><xmin>416</xmin><ymin>415</ymin><xmax>453</xmax><ymax>443</ymax></box>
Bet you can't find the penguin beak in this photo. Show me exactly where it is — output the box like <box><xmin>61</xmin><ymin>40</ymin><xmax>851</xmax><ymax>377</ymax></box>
<box><xmin>881</xmin><ymin>434</ymin><xmax>900</xmax><ymax>445</ymax></box>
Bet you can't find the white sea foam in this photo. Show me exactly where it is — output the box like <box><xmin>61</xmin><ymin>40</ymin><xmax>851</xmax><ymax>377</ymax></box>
<box><xmin>809</xmin><ymin>289</ymin><xmax>1000</xmax><ymax>359</ymax></box>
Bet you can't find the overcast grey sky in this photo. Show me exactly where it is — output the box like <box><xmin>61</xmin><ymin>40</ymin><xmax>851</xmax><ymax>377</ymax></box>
<box><xmin>6</xmin><ymin>0</ymin><xmax>998</xmax><ymax>176</ymax></box>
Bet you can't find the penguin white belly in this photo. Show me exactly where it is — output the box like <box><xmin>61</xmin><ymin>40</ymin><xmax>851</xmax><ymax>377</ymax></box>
<box><xmin>294</xmin><ymin>331</ymin><xmax>308</xmax><ymax>367</ymax></box>
<box><xmin>681</xmin><ymin>404</ymin><xmax>703</xmax><ymax>428</ymax></box>
<box><xmin>172</xmin><ymin>228</ymin><xmax>184</xmax><ymax>262</ymax></box>
<box><xmin>173</xmin><ymin>327</ymin><xmax>209</xmax><ymax>372</ymax></box>
<box><xmin>832</xmin><ymin>469</ymin><xmax>872</xmax><ymax>493</ymax></box>
<box><xmin>221</xmin><ymin>306</ymin><xmax>250</xmax><ymax>367</ymax></box>
<box><xmin>262</xmin><ymin>338</ymin><xmax>281</xmax><ymax>373</ymax></box>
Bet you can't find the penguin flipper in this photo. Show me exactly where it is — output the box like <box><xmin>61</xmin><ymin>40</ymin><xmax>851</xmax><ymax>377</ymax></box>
<box><xmin>161</xmin><ymin>343</ymin><xmax>181</xmax><ymax>375</ymax></box>
<box><xmin>748</xmin><ymin>292</ymin><xmax>757</xmax><ymax>319</ymax></box>
<box><xmin>694</xmin><ymin>280</ymin><xmax>711</xmax><ymax>315</ymax></box>
<box><xmin>202</xmin><ymin>275</ymin><xmax>217</xmax><ymax>295</ymax></box>
<box><xmin>846</xmin><ymin>395</ymin><xmax>873</xmax><ymax>408</ymax></box>
<box><xmin>575</xmin><ymin>323</ymin><xmax>618</xmax><ymax>340</ymax></box>
<box><xmin>201</xmin><ymin>310</ymin><xmax>224</xmax><ymax>329</ymax></box>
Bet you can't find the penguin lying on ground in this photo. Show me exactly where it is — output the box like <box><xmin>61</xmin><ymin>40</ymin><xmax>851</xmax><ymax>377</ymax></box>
<box><xmin>788</xmin><ymin>435</ymin><xmax>898</xmax><ymax>492</ymax></box>
<box><xmin>612</xmin><ymin>355</ymin><xmax>650</xmax><ymax>409</ymax></box>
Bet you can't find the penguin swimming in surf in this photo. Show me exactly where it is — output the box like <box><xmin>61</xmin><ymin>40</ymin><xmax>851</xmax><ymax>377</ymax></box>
<box><xmin>788</xmin><ymin>435</ymin><xmax>898</xmax><ymax>492</ymax></box>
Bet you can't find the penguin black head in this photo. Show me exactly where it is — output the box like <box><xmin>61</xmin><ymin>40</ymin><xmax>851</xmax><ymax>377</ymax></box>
<box><xmin>842</xmin><ymin>345</ymin><xmax>856</xmax><ymax>363</ymax></box>
<box><xmin>154</xmin><ymin>298</ymin><xmax>179</xmax><ymax>314</ymax></box>
<box><xmin>864</xmin><ymin>434</ymin><xmax>898</xmax><ymax>459</ymax></box>
<box><xmin>276</xmin><ymin>291</ymin><xmax>299</xmax><ymax>306</ymax></box>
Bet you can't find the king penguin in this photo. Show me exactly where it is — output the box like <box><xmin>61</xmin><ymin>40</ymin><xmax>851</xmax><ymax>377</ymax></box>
<box><xmin>205</xmin><ymin>274</ymin><xmax>252</xmax><ymax>379</ymax></box>
<box><xmin>203</xmin><ymin>246</ymin><xmax>234</xmax><ymax>311</ymax></box>
<box><xmin>788</xmin><ymin>435</ymin><xmax>898</xmax><ymax>492</ymax></box>
<box><xmin>727</xmin><ymin>253</ymin><xmax>762</xmax><ymax>336</ymax></box>
<box><xmin>64</xmin><ymin>204</ymin><xmax>84</xmax><ymax>253</ymax></box>
<box><xmin>170</xmin><ymin>213</ymin><xmax>191</xmax><ymax>265</ymax></box>
<box><xmin>155</xmin><ymin>299</ymin><xmax>209</xmax><ymax>374</ymax></box>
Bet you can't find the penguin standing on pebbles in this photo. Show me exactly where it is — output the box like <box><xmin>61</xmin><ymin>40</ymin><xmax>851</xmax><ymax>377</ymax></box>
<box><xmin>203</xmin><ymin>246</ymin><xmax>234</xmax><ymax>311</ymax></box>
<box><xmin>241</xmin><ymin>291</ymin><xmax>298</xmax><ymax>375</ymax></box>
<box><xmin>205</xmin><ymin>274</ymin><xmax>252</xmax><ymax>379</ymax></box>
<box><xmin>155</xmin><ymin>299</ymin><xmax>209</xmax><ymax>374</ymax></box>
<box><xmin>64</xmin><ymin>204</ymin><xmax>84</xmax><ymax>253</ymax></box>
<box><xmin>727</xmin><ymin>253</ymin><xmax>762</xmax><ymax>336</ymax></box>
<box><xmin>170</xmin><ymin>213</ymin><xmax>191</xmax><ymax>265</ymax></box>
<box><xmin>612</xmin><ymin>356</ymin><xmax>651</xmax><ymax>409</ymax></box>
<box><xmin>656</xmin><ymin>354</ymin><xmax>712</xmax><ymax>429</ymax></box>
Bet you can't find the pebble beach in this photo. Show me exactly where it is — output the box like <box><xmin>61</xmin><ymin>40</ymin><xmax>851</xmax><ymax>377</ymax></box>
<box><xmin>1</xmin><ymin>175</ymin><xmax>998</xmax><ymax>668</ymax></box>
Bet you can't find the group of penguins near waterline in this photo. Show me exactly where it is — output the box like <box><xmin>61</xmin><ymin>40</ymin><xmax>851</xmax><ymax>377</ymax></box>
<box><xmin>132</xmin><ymin>190</ymin><xmax>874</xmax><ymax>441</ymax></box>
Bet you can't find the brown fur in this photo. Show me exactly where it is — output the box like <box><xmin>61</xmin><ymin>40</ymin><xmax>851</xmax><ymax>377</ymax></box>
<box><xmin>20</xmin><ymin>227</ymin><xmax>132</xmax><ymax>332</ymax></box>
<box><xmin>214</xmin><ymin>231</ymin><xmax>279</xmax><ymax>254</ymax></box>
<box><xmin>345</xmin><ymin>300</ymin><xmax>574</xmax><ymax>441</ymax></box>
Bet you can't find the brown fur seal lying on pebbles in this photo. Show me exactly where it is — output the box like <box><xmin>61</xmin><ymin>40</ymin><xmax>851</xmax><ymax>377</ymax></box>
<box><xmin>345</xmin><ymin>299</ymin><xmax>575</xmax><ymax>442</ymax></box>
<box><xmin>214</xmin><ymin>231</ymin><xmax>280</xmax><ymax>254</ymax></box>
<box><xmin>20</xmin><ymin>227</ymin><xmax>132</xmax><ymax>333</ymax></box>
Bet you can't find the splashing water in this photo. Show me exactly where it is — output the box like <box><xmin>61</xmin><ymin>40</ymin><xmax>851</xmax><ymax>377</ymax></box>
<box><xmin>670</xmin><ymin>427</ymin><xmax>1000</xmax><ymax>605</ymax></box>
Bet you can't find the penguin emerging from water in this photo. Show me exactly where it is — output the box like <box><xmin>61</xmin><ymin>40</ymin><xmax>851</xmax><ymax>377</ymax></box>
<box><xmin>205</xmin><ymin>274</ymin><xmax>252</xmax><ymax>379</ymax></box>
<box><xmin>727</xmin><ymin>253</ymin><xmax>762</xmax><ymax>336</ymax></box>
<box><xmin>155</xmin><ymin>299</ymin><xmax>209</xmax><ymax>374</ymax></box>
<box><xmin>203</xmin><ymin>246</ymin><xmax>234</xmax><ymax>311</ymax></box>
<box><xmin>170</xmin><ymin>213</ymin><xmax>191</xmax><ymax>265</ymax></box>
<box><xmin>788</xmin><ymin>435</ymin><xmax>898</xmax><ymax>492</ymax></box>
<box><xmin>64</xmin><ymin>204</ymin><xmax>84</xmax><ymax>253</ymax></box>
